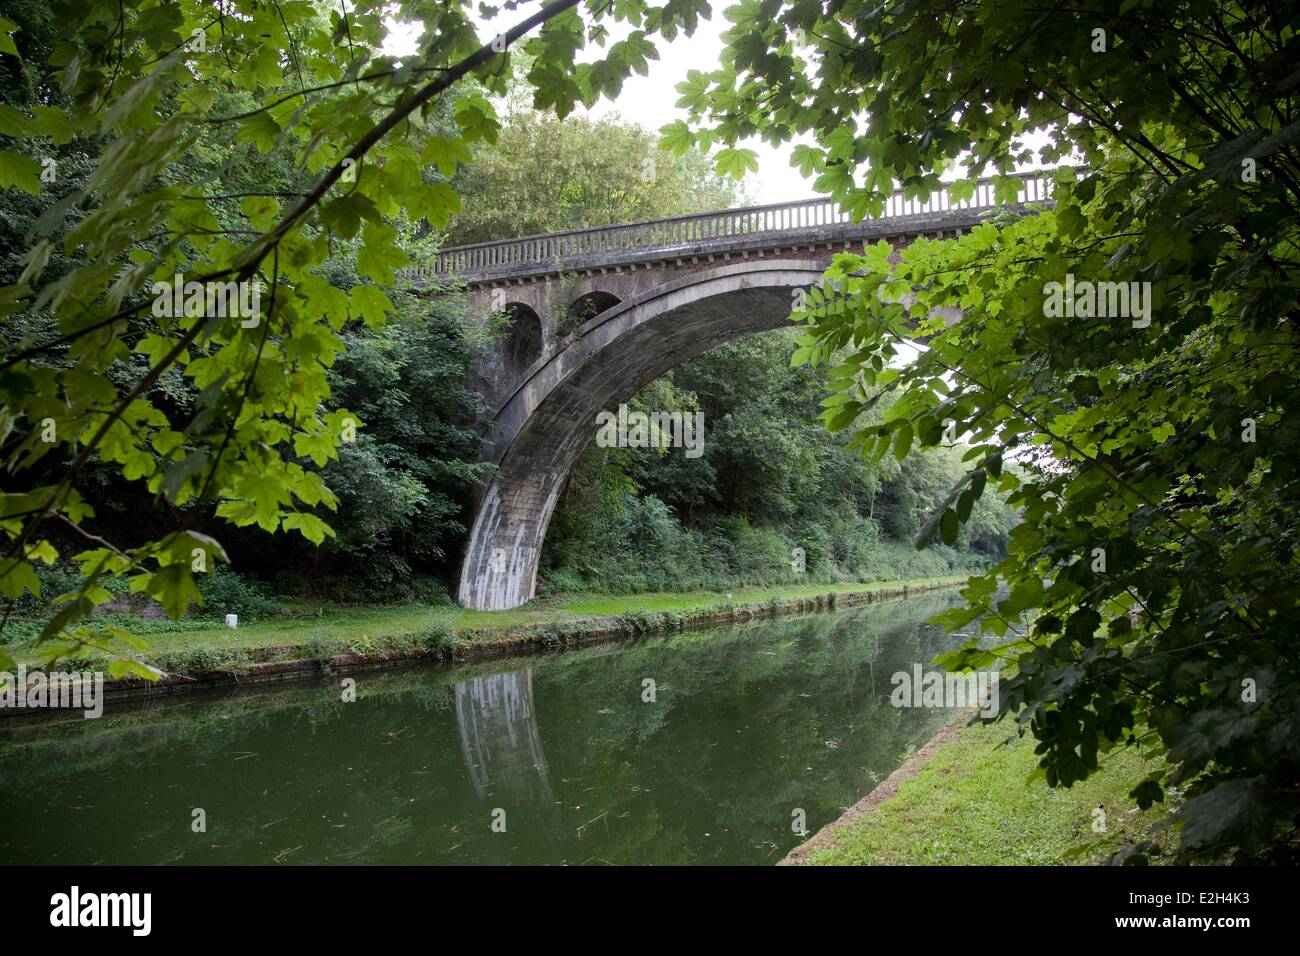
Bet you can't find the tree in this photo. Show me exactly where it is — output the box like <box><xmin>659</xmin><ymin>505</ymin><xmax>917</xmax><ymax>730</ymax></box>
<box><xmin>313</xmin><ymin>289</ymin><xmax>493</xmax><ymax>595</ymax></box>
<box><xmin>449</xmin><ymin>103</ymin><xmax>745</xmax><ymax>244</ymax></box>
<box><xmin>0</xmin><ymin>0</ymin><xmax>731</xmax><ymax>669</ymax></box>
<box><xmin>666</xmin><ymin>0</ymin><xmax>1300</xmax><ymax>861</ymax></box>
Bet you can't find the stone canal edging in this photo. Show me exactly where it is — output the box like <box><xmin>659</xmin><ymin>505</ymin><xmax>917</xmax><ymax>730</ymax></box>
<box><xmin>5</xmin><ymin>580</ymin><xmax>964</xmax><ymax>710</ymax></box>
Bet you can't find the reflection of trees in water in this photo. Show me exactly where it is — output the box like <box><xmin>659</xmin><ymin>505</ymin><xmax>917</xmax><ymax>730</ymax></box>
<box><xmin>454</xmin><ymin>668</ymin><xmax>554</xmax><ymax>804</ymax></box>
<box><xmin>510</xmin><ymin>591</ymin><xmax>972</xmax><ymax>860</ymax></box>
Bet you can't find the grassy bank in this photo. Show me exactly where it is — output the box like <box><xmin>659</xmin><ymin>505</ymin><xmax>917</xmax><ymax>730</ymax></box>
<box><xmin>15</xmin><ymin>577</ymin><xmax>968</xmax><ymax>683</ymax></box>
<box><xmin>790</xmin><ymin>718</ymin><xmax>1171</xmax><ymax>865</ymax></box>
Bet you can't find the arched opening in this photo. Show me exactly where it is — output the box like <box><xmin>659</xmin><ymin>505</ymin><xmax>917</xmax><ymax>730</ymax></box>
<box><xmin>568</xmin><ymin>290</ymin><xmax>621</xmax><ymax>324</ymax></box>
<box><xmin>503</xmin><ymin>303</ymin><xmax>543</xmax><ymax>378</ymax></box>
<box><xmin>460</xmin><ymin>261</ymin><xmax>829</xmax><ymax>610</ymax></box>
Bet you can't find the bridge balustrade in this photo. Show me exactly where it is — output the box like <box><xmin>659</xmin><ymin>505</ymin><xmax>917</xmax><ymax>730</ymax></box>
<box><xmin>410</xmin><ymin>170</ymin><xmax>1058</xmax><ymax>283</ymax></box>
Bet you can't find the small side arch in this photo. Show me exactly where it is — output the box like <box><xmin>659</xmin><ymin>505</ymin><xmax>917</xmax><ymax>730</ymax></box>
<box><xmin>502</xmin><ymin>303</ymin><xmax>543</xmax><ymax>378</ymax></box>
<box><xmin>568</xmin><ymin>290</ymin><xmax>621</xmax><ymax>323</ymax></box>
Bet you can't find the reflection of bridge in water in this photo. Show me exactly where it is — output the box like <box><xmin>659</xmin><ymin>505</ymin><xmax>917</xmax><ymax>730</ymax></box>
<box><xmin>453</xmin><ymin>668</ymin><xmax>554</xmax><ymax>804</ymax></box>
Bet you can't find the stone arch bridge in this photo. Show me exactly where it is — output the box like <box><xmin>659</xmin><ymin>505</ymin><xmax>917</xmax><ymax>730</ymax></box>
<box><xmin>404</xmin><ymin>173</ymin><xmax>1057</xmax><ymax>610</ymax></box>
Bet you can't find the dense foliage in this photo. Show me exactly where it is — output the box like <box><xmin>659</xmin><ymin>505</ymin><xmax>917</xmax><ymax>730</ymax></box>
<box><xmin>0</xmin><ymin>0</ymin><xmax>511</xmax><ymax>626</ymax></box>
<box><xmin>544</xmin><ymin>328</ymin><xmax>1014</xmax><ymax>593</ymax></box>
<box><xmin>665</xmin><ymin>0</ymin><xmax>1300</xmax><ymax>862</ymax></box>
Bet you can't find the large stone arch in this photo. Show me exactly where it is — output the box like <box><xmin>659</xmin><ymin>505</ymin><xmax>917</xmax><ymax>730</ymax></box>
<box><xmin>458</xmin><ymin>259</ymin><xmax>829</xmax><ymax>611</ymax></box>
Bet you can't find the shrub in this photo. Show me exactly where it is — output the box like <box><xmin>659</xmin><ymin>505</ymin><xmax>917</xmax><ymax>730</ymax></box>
<box><xmin>414</xmin><ymin>623</ymin><xmax>459</xmax><ymax>658</ymax></box>
<box><xmin>537</xmin><ymin>566</ymin><xmax>590</xmax><ymax>597</ymax></box>
<box><xmin>152</xmin><ymin>646</ymin><xmax>250</xmax><ymax>674</ymax></box>
<box><xmin>615</xmin><ymin>611</ymin><xmax>657</xmax><ymax>634</ymax></box>
<box><xmin>195</xmin><ymin>571</ymin><xmax>283</xmax><ymax>621</ymax></box>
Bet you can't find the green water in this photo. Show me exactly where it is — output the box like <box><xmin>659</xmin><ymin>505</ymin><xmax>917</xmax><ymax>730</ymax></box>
<box><xmin>0</xmin><ymin>591</ymin><xmax>980</xmax><ymax>865</ymax></box>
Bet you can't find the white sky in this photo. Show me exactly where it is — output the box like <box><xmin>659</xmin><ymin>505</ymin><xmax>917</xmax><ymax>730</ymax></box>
<box><xmin>384</xmin><ymin>4</ymin><xmax>810</xmax><ymax>203</ymax></box>
<box><xmin>577</xmin><ymin>17</ymin><xmax>811</xmax><ymax>203</ymax></box>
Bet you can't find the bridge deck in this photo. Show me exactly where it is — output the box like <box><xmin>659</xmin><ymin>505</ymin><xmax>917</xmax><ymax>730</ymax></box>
<box><xmin>409</xmin><ymin>170</ymin><xmax>1059</xmax><ymax>285</ymax></box>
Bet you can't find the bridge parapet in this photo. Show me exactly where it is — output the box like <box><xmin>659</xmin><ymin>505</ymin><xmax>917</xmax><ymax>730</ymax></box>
<box><xmin>411</xmin><ymin>170</ymin><xmax>1058</xmax><ymax>286</ymax></box>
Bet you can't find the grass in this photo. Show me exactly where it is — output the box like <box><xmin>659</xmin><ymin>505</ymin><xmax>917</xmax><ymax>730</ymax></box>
<box><xmin>13</xmin><ymin>576</ymin><xmax>968</xmax><ymax>668</ymax></box>
<box><xmin>802</xmin><ymin>718</ymin><xmax>1172</xmax><ymax>866</ymax></box>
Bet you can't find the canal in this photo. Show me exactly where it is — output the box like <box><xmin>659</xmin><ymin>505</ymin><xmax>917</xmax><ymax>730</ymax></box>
<box><xmin>0</xmin><ymin>589</ymin><xmax>980</xmax><ymax>865</ymax></box>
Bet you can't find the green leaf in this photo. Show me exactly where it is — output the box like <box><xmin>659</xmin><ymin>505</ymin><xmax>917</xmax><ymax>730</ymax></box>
<box><xmin>714</xmin><ymin>147</ymin><xmax>758</xmax><ymax>180</ymax></box>
<box><xmin>658</xmin><ymin>119</ymin><xmax>695</xmax><ymax>155</ymax></box>
<box><xmin>407</xmin><ymin>181</ymin><xmax>461</xmax><ymax>230</ymax></box>
<box><xmin>455</xmin><ymin>102</ymin><xmax>501</xmax><ymax>145</ymax></box>
<box><xmin>0</xmin><ymin>558</ymin><xmax>40</xmax><ymax>599</ymax></box>
<box><xmin>144</xmin><ymin>563</ymin><xmax>202</xmax><ymax>620</ymax></box>
<box><xmin>1177</xmin><ymin>778</ymin><xmax>1273</xmax><ymax>855</ymax></box>
<box><xmin>892</xmin><ymin>422</ymin><xmax>913</xmax><ymax>461</ymax></box>
<box><xmin>234</xmin><ymin>111</ymin><xmax>282</xmax><ymax>154</ymax></box>
<box><xmin>939</xmin><ymin>509</ymin><xmax>959</xmax><ymax>546</ymax></box>
<box><xmin>350</xmin><ymin>285</ymin><xmax>393</xmax><ymax>329</ymax></box>
<box><xmin>956</xmin><ymin>486</ymin><xmax>975</xmax><ymax>521</ymax></box>
<box><xmin>421</xmin><ymin>136</ymin><xmax>473</xmax><ymax>177</ymax></box>
<box><xmin>107</xmin><ymin>658</ymin><xmax>164</xmax><ymax>681</ymax></box>
<box><xmin>0</xmin><ymin>17</ymin><xmax>18</xmax><ymax>56</ymax></box>
<box><xmin>0</xmin><ymin>150</ymin><xmax>40</xmax><ymax>195</ymax></box>
<box><xmin>0</xmin><ymin>103</ymin><xmax>23</xmax><ymax>137</ymax></box>
<box><xmin>319</xmin><ymin>193</ymin><xmax>378</xmax><ymax>239</ymax></box>
<box><xmin>791</xmin><ymin>144</ymin><xmax>824</xmax><ymax>177</ymax></box>
<box><xmin>283</xmin><ymin>512</ymin><xmax>335</xmax><ymax>545</ymax></box>
<box><xmin>29</xmin><ymin>105</ymin><xmax>76</xmax><ymax>144</ymax></box>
